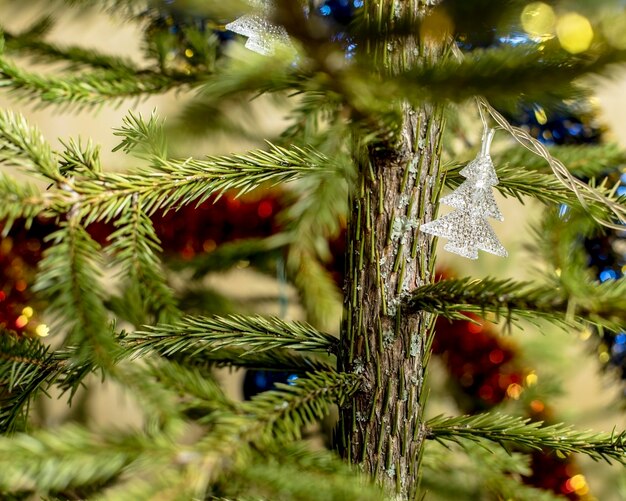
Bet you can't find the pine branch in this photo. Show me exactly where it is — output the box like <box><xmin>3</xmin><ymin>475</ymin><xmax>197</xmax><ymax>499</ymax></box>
<box><xmin>112</xmin><ymin>110</ymin><xmax>167</xmax><ymax>159</ymax></box>
<box><xmin>205</xmin><ymin>369</ymin><xmax>357</xmax><ymax>450</ymax></box>
<box><xmin>0</xmin><ymin>334</ymin><xmax>61</xmax><ymax>432</ymax></box>
<box><xmin>223</xmin><ymin>458</ymin><xmax>386</xmax><ymax>501</ymax></box>
<box><xmin>421</xmin><ymin>440</ymin><xmax>567</xmax><ymax>501</ymax></box>
<box><xmin>150</xmin><ymin>360</ymin><xmax>237</xmax><ymax>419</ymax></box>
<box><xmin>427</xmin><ymin>413</ymin><xmax>626</xmax><ymax>464</ymax></box>
<box><xmin>0</xmin><ymin>108</ymin><xmax>60</xmax><ymax>180</ymax></box>
<box><xmin>406</xmin><ymin>277</ymin><xmax>626</xmax><ymax>331</ymax></box>
<box><xmin>242</xmin><ymin>370</ymin><xmax>358</xmax><ymax>442</ymax></box>
<box><xmin>2</xmin><ymin>21</ymin><xmax>141</xmax><ymax>73</ymax></box>
<box><xmin>126</xmin><ymin>337</ymin><xmax>332</xmax><ymax>373</ymax></box>
<box><xmin>0</xmin><ymin>112</ymin><xmax>335</xmax><ymax>226</ymax></box>
<box><xmin>87</xmin><ymin>474</ymin><xmax>183</xmax><ymax>501</ymax></box>
<box><xmin>0</xmin><ymin>424</ymin><xmax>177</xmax><ymax>493</ymax></box>
<box><xmin>197</xmin><ymin>43</ymin><xmax>302</xmax><ymax>103</ymax></box>
<box><xmin>0</xmin><ymin>54</ymin><xmax>200</xmax><ymax>109</ymax></box>
<box><xmin>127</xmin><ymin>314</ymin><xmax>338</xmax><ymax>357</ymax></box>
<box><xmin>0</xmin><ymin>173</ymin><xmax>46</xmax><ymax>235</ymax></box>
<box><xmin>169</xmin><ymin>371</ymin><xmax>359</xmax><ymax>493</ymax></box>
<box><xmin>65</xmin><ymin>0</ymin><xmax>249</xmax><ymax>19</ymax></box>
<box><xmin>107</xmin><ymin>200</ymin><xmax>180</xmax><ymax>324</ymax></box>
<box><xmin>33</xmin><ymin>221</ymin><xmax>117</xmax><ymax>366</ymax></box>
<box><xmin>200</xmin><ymin>347</ymin><xmax>333</xmax><ymax>372</ymax></box>
<box><xmin>57</xmin><ymin>137</ymin><xmax>102</xmax><ymax>177</ymax></box>
<box><xmin>73</xmin><ymin>142</ymin><xmax>333</xmax><ymax>224</ymax></box>
<box><xmin>0</xmin><ymin>335</ymin><xmax>101</xmax><ymax>433</ymax></box>
<box><xmin>60</xmin><ymin>0</ymin><xmax>149</xmax><ymax>17</ymax></box>
<box><xmin>496</xmin><ymin>143</ymin><xmax>626</xmax><ymax>179</ymax></box>
<box><xmin>394</xmin><ymin>42</ymin><xmax>626</xmax><ymax>105</ymax></box>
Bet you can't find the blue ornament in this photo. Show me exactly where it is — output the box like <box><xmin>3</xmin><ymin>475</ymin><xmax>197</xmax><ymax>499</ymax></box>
<box><xmin>318</xmin><ymin>0</ymin><xmax>358</xmax><ymax>26</ymax></box>
<box><xmin>506</xmin><ymin>104</ymin><xmax>602</xmax><ymax>146</ymax></box>
<box><xmin>242</xmin><ymin>370</ymin><xmax>299</xmax><ymax>400</ymax></box>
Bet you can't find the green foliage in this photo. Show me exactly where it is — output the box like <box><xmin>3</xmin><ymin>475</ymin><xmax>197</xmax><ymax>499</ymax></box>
<box><xmin>407</xmin><ymin>276</ymin><xmax>626</xmax><ymax>331</ymax></box>
<box><xmin>241</xmin><ymin>369</ymin><xmax>358</xmax><ymax>442</ymax></box>
<box><xmin>107</xmin><ymin>202</ymin><xmax>179</xmax><ymax>325</ymax></box>
<box><xmin>128</xmin><ymin>314</ymin><xmax>338</xmax><ymax>356</ymax></box>
<box><xmin>75</xmin><ymin>142</ymin><xmax>333</xmax><ymax>225</ymax></box>
<box><xmin>33</xmin><ymin>221</ymin><xmax>116</xmax><ymax>366</ymax></box>
<box><xmin>125</xmin><ymin>314</ymin><xmax>335</xmax><ymax>373</ymax></box>
<box><xmin>3</xmin><ymin>17</ymin><xmax>140</xmax><ymax>73</ymax></box>
<box><xmin>0</xmin><ymin>424</ymin><xmax>177</xmax><ymax>495</ymax></box>
<box><xmin>427</xmin><ymin>412</ymin><xmax>626</xmax><ymax>465</ymax></box>
<box><xmin>0</xmin><ymin>108</ymin><xmax>59</xmax><ymax>180</ymax></box>
<box><xmin>395</xmin><ymin>42</ymin><xmax>626</xmax><ymax>107</ymax></box>
<box><xmin>220</xmin><ymin>456</ymin><xmax>385</xmax><ymax>501</ymax></box>
<box><xmin>0</xmin><ymin>333</ymin><xmax>60</xmax><ymax>432</ymax></box>
<box><xmin>421</xmin><ymin>440</ymin><xmax>566</xmax><ymax>501</ymax></box>
<box><xmin>0</xmin><ymin>54</ymin><xmax>196</xmax><ymax>109</ymax></box>
<box><xmin>112</xmin><ymin>111</ymin><xmax>168</xmax><ymax>159</ymax></box>
<box><xmin>497</xmin><ymin>143</ymin><xmax>626</xmax><ymax>179</ymax></box>
<box><xmin>0</xmin><ymin>173</ymin><xmax>44</xmax><ymax>234</ymax></box>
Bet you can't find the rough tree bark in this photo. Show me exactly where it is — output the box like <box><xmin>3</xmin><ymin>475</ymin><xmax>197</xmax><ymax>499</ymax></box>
<box><xmin>337</xmin><ymin>2</ymin><xmax>445</xmax><ymax>499</ymax></box>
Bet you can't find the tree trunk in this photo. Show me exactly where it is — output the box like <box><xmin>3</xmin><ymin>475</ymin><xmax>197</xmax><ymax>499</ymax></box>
<box><xmin>337</xmin><ymin>102</ymin><xmax>444</xmax><ymax>499</ymax></box>
<box><xmin>336</xmin><ymin>2</ymin><xmax>445</xmax><ymax>497</ymax></box>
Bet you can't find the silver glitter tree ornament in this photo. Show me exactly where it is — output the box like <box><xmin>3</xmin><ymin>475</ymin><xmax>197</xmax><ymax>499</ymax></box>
<box><xmin>225</xmin><ymin>0</ymin><xmax>292</xmax><ymax>55</ymax></box>
<box><xmin>420</xmin><ymin>128</ymin><xmax>508</xmax><ymax>259</ymax></box>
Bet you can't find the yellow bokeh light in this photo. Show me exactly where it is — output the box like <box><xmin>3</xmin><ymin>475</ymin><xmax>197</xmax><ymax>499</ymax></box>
<box><xmin>22</xmin><ymin>306</ymin><xmax>34</xmax><ymax>318</ymax></box>
<box><xmin>525</xmin><ymin>372</ymin><xmax>538</xmax><ymax>386</ymax></box>
<box><xmin>599</xmin><ymin>351</ymin><xmax>610</xmax><ymax>363</ymax></box>
<box><xmin>533</xmin><ymin>105</ymin><xmax>548</xmax><ymax>125</ymax></box>
<box><xmin>184</xmin><ymin>48</ymin><xmax>194</xmax><ymax>58</ymax></box>
<box><xmin>35</xmin><ymin>324</ymin><xmax>50</xmax><ymax>337</ymax></box>
<box><xmin>570</xmin><ymin>474</ymin><xmax>587</xmax><ymax>490</ymax></box>
<box><xmin>521</xmin><ymin>2</ymin><xmax>556</xmax><ymax>39</ymax></box>
<box><xmin>556</xmin><ymin>13</ymin><xmax>594</xmax><ymax>54</ymax></box>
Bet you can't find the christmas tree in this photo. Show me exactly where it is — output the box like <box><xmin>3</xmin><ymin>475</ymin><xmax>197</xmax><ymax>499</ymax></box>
<box><xmin>0</xmin><ymin>1</ymin><xmax>626</xmax><ymax>500</ymax></box>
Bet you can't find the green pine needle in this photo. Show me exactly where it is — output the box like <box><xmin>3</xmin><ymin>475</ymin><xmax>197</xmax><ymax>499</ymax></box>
<box><xmin>0</xmin><ymin>424</ymin><xmax>177</xmax><ymax>493</ymax></box>
<box><xmin>33</xmin><ymin>221</ymin><xmax>117</xmax><ymax>366</ymax></box>
<box><xmin>0</xmin><ymin>54</ymin><xmax>200</xmax><ymax>109</ymax></box>
<box><xmin>427</xmin><ymin>413</ymin><xmax>626</xmax><ymax>465</ymax></box>
<box><xmin>0</xmin><ymin>108</ymin><xmax>59</xmax><ymax>180</ymax></box>
<box><xmin>0</xmin><ymin>173</ymin><xmax>45</xmax><ymax>235</ymax></box>
<box><xmin>0</xmin><ymin>334</ymin><xmax>61</xmax><ymax>432</ymax></box>
<box><xmin>407</xmin><ymin>276</ymin><xmax>626</xmax><ymax>331</ymax></box>
<box><xmin>242</xmin><ymin>369</ymin><xmax>358</xmax><ymax>442</ymax></box>
<box><xmin>127</xmin><ymin>314</ymin><xmax>338</xmax><ymax>357</ymax></box>
<box><xmin>73</xmin><ymin>142</ymin><xmax>334</xmax><ymax>225</ymax></box>
<box><xmin>107</xmin><ymin>201</ymin><xmax>180</xmax><ymax>324</ymax></box>
<box><xmin>2</xmin><ymin>20</ymin><xmax>140</xmax><ymax>73</ymax></box>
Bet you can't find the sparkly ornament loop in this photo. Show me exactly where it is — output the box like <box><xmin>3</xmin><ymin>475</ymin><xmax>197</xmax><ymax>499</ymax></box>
<box><xmin>421</xmin><ymin>120</ymin><xmax>507</xmax><ymax>260</ymax></box>
<box><xmin>477</xmin><ymin>96</ymin><xmax>626</xmax><ymax>231</ymax></box>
